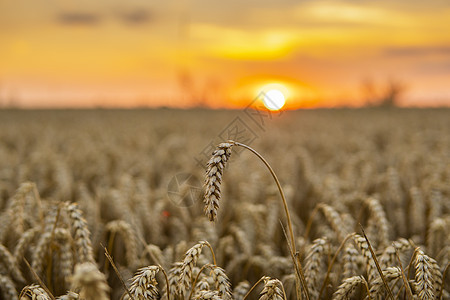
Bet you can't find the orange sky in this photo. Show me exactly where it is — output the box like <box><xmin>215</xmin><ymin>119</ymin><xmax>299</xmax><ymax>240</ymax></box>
<box><xmin>0</xmin><ymin>0</ymin><xmax>449</xmax><ymax>108</ymax></box>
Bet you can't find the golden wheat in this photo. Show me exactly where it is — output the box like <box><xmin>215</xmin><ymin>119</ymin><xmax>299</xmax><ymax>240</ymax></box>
<box><xmin>0</xmin><ymin>109</ymin><xmax>447</xmax><ymax>299</ymax></box>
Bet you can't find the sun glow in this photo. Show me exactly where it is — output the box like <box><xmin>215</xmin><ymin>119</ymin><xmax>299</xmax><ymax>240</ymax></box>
<box><xmin>263</xmin><ymin>89</ymin><xmax>286</xmax><ymax>110</ymax></box>
<box><xmin>257</xmin><ymin>82</ymin><xmax>290</xmax><ymax>110</ymax></box>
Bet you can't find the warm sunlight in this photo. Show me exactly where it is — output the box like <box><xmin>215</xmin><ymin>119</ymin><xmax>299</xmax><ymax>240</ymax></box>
<box><xmin>1</xmin><ymin>1</ymin><xmax>450</xmax><ymax>108</ymax></box>
<box><xmin>263</xmin><ymin>89</ymin><xmax>286</xmax><ymax>111</ymax></box>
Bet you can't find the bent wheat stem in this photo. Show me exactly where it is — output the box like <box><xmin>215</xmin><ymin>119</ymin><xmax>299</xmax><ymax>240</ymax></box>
<box><xmin>242</xmin><ymin>276</ymin><xmax>267</xmax><ymax>300</ymax></box>
<box><xmin>232</xmin><ymin>141</ymin><xmax>295</xmax><ymax>250</ymax></box>
<box><xmin>232</xmin><ymin>141</ymin><xmax>310</xmax><ymax>300</ymax></box>
<box><xmin>158</xmin><ymin>264</ymin><xmax>171</xmax><ymax>300</ymax></box>
<box><xmin>189</xmin><ymin>264</ymin><xmax>213</xmax><ymax>300</ymax></box>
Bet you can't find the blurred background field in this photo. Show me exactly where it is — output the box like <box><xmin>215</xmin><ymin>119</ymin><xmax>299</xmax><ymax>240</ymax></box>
<box><xmin>0</xmin><ymin>108</ymin><xmax>448</xmax><ymax>298</ymax></box>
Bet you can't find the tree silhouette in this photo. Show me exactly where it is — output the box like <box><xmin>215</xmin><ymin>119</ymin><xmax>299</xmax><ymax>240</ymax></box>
<box><xmin>361</xmin><ymin>78</ymin><xmax>405</xmax><ymax>107</ymax></box>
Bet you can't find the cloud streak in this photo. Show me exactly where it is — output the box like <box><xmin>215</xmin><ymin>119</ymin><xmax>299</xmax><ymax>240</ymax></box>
<box><xmin>57</xmin><ymin>12</ymin><xmax>101</xmax><ymax>26</ymax></box>
<box><xmin>384</xmin><ymin>46</ymin><xmax>450</xmax><ymax>56</ymax></box>
<box><xmin>118</xmin><ymin>10</ymin><xmax>153</xmax><ymax>26</ymax></box>
<box><xmin>56</xmin><ymin>9</ymin><xmax>154</xmax><ymax>27</ymax></box>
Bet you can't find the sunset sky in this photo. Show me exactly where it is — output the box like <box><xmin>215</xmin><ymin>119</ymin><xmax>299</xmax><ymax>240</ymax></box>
<box><xmin>1</xmin><ymin>0</ymin><xmax>449</xmax><ymax>109</ymax></box>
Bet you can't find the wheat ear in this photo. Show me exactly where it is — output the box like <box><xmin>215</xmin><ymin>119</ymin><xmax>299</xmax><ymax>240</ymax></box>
<box><xmin>0</xmin><ymin>274</ymin><xmax>18</xmax><ymax>299</ymax></box>
<box><xmin>204</xmin><ymin>142</ymin><xmax>233</xmax><ymax>222</ymax></box>
<box><xmin>19</xmin><ymin>284</ymin><xmax>52</xmax><ymax>300</ymax></box>
<box><xmin>317</xmin><ymin>203</ymin><xmax>347</xmax><ymax>242</ymax></box>
<box><xmin>189</xmin><ymin>264</ymin><xmax>232</xmax><ymax>300</ymax></box>
<box><xmin>414</xmin><ymin>249</ymin><xmax>441</xmax><ymax>300</ymax></box>
<box><xmin>194</xmin><ymin>290</ymin><xmax>222</xmax><ymax>300</ymax></box>
<box><xmin>259</xmin><ymin>277</ymin><xmax>286</xmax><ymax>300</ymax></box>
<box><xmin>55</xmin><ymin>291</ymin><xmax>79</xmax><ymax>300</ymax></box>
<box><xmin>71</xmin><ymin>263</ymin><xmax>109</xmax><ymax>300</ymax></box>
<box><xmin>369</xmin><ymin>267</ymin><xmax>401</xmax><ymax>299</ymax></box>
<box><xmin>0</xmin><ymin>242</ymin><xmax>25</xmax><ymax>283</ymax></box>
<box><xmin>66</xmin><ymin>203</ymin><xmax>95</xmax><ymax>264</ymax></box>
<box><xmin>304</xmin><ymin>238</ymin><xmax>328</xmax><ymax>299</ymax></box>
<box><xmin>179</xmin><ymin>241</ymin><xmax>216</xmax><ymax>297</ymax></box>
<box><xmin>9</xmin><ymin>182</ymin><xmax>41</xmax><ymax>237</ymax></box>
<box><xmin>124</xmin><ymin>266</ymin><xmax>161</xmax><ymax>300</ymax></box>
<box><xmin>380</xmin><ymin>238</ymin><xmax>412</xmax><ymax>269</ymax></box>
<box><xmin>365</xmin><ymin>197</ymin><xmax>390</xmax><ymax>248</ymax></box>
<box><xmin>195</xmin><ymin>277</ymin><xmax>210</xmax><ymax>292</ymax></box>
<box><xmin>212</xmin><ymin>266</ymin><xmax>232</xmax><ymax>300</ymax></box>
<box><xmin>31</xmin><ymin>228</ymin><xmax>70</xmax><ymax>279</ymax></box>
<box><xmin>166</xmin><ymin>262</ymin><xmax>183</xmax><ymax>296</ymax></box>
<box><xmin>343</xmin><ymin>244</ymin><xmax>359</xmax><ymax>279</ymax></box>
<box><xmin>332</xmin><ymin>275</ymin><xmax>370</xmax><ymax>300</ymax></box>
<box><xmin>233</xmin><ymin>281</ymin><xmax>250</xmax><ymax>300</ymax></box>
<box><xmin>14</xmin><ymin>227</ymin><xmax>40</xmax><ymax>262</ymax></box>
<box><xmin>105</xmin><ymin>220</ymin><xmax>139</xmax><ymax>267</ymax></box>
<box><xmin>353</xmin><ymin>234</ymin><xmax>377</xmax><ymax>282</ymax></box>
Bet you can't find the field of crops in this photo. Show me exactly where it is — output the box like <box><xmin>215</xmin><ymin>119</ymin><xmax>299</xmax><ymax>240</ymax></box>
<box><xmin>0</xmin><ymin>108</ymin><xmax>448</xmax><ymax>299</ymax></box>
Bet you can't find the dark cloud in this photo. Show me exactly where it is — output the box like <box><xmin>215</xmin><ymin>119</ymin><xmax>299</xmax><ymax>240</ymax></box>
<box><xmin>57</xmin><ymin>12</ymin><xmax>101</xmax><ymax>26</ymax></box>
<box><xmin>56</xmin><ymin>9</ymin><xmax>153</xmax><ymax>27</ymax></box>
<box><xmin>384</xmin><ymin>46</ymin><xmax>450</xmax><ymax>56</ymax></box>
<box><xmin>118</xmin><ymin>10</ymin><xmax>153</xmax><ymax>26</ymax></box>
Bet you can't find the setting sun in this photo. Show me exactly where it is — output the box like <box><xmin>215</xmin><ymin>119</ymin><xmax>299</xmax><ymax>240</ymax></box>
<box><xmin>263</xmin><ymin>89</ymin><xmax>286</xmax><ymax>111</ymax></box>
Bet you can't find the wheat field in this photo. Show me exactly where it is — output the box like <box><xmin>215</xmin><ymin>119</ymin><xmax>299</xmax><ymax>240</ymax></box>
<box><xmin>0</xmin><ymin>108</ymin><xmax>448</xmax><ymax>299</ymax></box>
